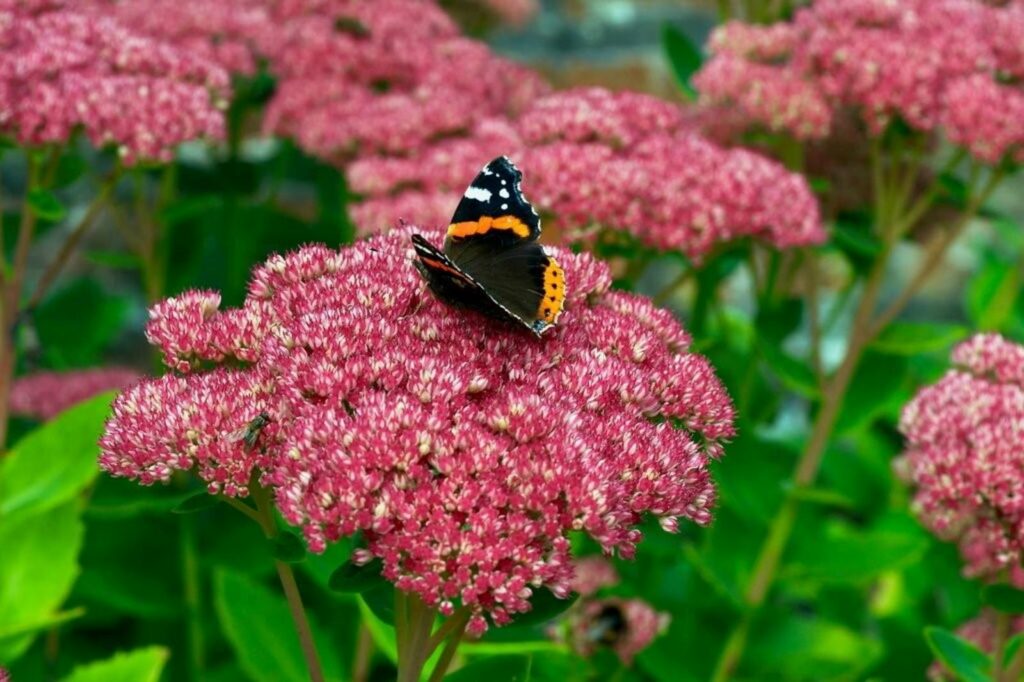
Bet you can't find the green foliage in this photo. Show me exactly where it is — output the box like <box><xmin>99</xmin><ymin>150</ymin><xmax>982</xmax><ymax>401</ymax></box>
<box><xmin>0</xmin><ymin>392</ymin><xmax>111</xmax><ymax>522</ymax></box>
<box><xmin>925</xmin><ymin>627</ymin><xmax>992</xmax><ymax>682</ymax></box>
<box><xmin>661</xmin><ymin>24</ymin><xmax>703</xmax><ymax>101</ymax></box>
<box><xmin>60</xmin><ymin>647</ymin><xmax>168</xmax><ymax>682</ymax></box>
<box><xmin>213</xmin><ymin>569</ymin><xmax>343</xmax><ymax>682</ymax></box>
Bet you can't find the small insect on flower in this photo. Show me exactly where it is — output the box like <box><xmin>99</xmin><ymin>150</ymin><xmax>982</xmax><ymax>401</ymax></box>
<box><xmin>411</xmin><ymin>156</ymin><xmax>565</xmax><ymax>337</ymax></box>
<box><xmin>585</xmin><ymin>603</ymin><xmax>628</xmax><ymax>646</ymax></box>
<box><xmin>228</xmin><ymin>412</ymin><xmax>271</xmax><ymax>451</ymax></box>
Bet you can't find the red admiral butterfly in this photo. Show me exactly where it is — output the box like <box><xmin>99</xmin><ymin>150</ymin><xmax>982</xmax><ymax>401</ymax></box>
<box><xmin>412</xmin><ymin>156</ymin><xmax>565</xmax><ymax>336</ymax></box>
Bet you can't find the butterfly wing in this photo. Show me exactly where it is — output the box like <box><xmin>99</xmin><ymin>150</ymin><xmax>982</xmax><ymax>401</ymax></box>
<box><xmin>444</xmin><ymin>156</ymin><xmax>541</xmax><ymax>258</ymax></box>
<box><xmin>411</xmin><ymin>234</ymin><xmax>516</xmax><ymax>322</ymax></box>
<box><xmin>448</xmin><ymin>238</ymin><xmax>565</xmax><ymax>335</ymax></box>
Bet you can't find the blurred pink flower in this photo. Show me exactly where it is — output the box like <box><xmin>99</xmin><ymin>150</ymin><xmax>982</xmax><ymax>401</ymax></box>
<box><xmin>928</xmin><ymin>609</ymin><xmax>1024</xmax><ymax>681</ymax></box>
<box><xmin>898</xmin><ymin>334</ymin><xmax>1024</xmax><ymax>580</ymax></box>
<box><xmin>572</xmin><ymin>556</ymin><xmax>620</xmax><ymax>598</ymax></box>
<box><xmin>260</xmin><ymin>0</ymin><xmax>546</xmax><ymax>162</ymax></box>
<box><xmin>571</xmin><ymin>598</ymin><xmax>670</xmax><ymax>665</ymax></box>
<box><xmin>100</xmin><ymin>228</ymin><xmax>735</xmax><ymax>631</ymax></box>
<box><xmin>0</xmin><ymin>0</ymin><xmax>228</xmax><ymax>163</ymax></box>
<box><xmin>695</xmin><ymin>0</ymin><xmax>1024</xmax><ymax>162</ymax></box>
<box><xmin>350</xmin><ymin>88</ymin><xmax>824</xmax><ymax>261</ymax></box>
<box><xmin>10</xmin><ymin>367</ymin><xmax>141</xmax><ymax>421</ymax></box>
<box><xmin>83</xmin><ymin>0</ymin><xmax>269</xmax><ymax>74</ymax></box>
<box><xmin>0</xmin><ymin>666</ymin><xmax>9</xmax><ymax>682</ymax></box>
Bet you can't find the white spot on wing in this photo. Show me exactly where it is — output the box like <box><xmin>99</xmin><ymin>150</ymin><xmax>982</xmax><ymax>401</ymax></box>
<box><xmin>501</xmin><ymin>203</ymin><xmax>508</xmax><ymax>210</ymax></box>
<box><xmin>464</xmin><ymin>186</ymin><xmax>492</xmax><ymax>202</ymax></box>
<box><xmin>499</xmin><ymin>188</ymin><xmax>510</xmax><ymax>199</ymax></box>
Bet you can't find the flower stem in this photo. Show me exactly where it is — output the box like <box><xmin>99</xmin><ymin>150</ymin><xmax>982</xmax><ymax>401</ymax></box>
<box><xmin>179</xmin><ymin>514</ymin><xmax>205</xmax><ymax>681</ymax></box>
<box><xmin>250</xmin><ymin>484</ymin><xmax>326</xmax><ymax>682</ymax></box>
<box><xmin>426</xmin><ymin>609</ymin><xmax>471</xmax><ymax>682</ymax></box>
<box><xmin>0</xmin><ymin>152</ymin><xmax>42</xmax><ymax>452</ymax></box>
<box><xmin>26</xmin><ymin>168</ymin><xmax>120</xmax><ymax>311</ymax></box>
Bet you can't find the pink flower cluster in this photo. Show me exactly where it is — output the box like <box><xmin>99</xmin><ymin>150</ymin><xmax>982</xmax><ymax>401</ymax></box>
<box><xmin>85</xmin><ymin>0</ymin><xmax>270</xmax><ymax>75</ymax></box>
<box><xmin>695</xmin><ymin>0</ymin><xmax>1024</xmax><ymax>162</ymax></box>
<box><xmin>9</xmin><ymin>367</ymin><xmax>142</xmax><ymax>421</ymax></box>
<box><xmin>928</xmin><ymin>610</ymin><xmax>1024</xmax><ymax>681</ymax></box>
<box><xmin>349</xmin><ymin>88</ymin><xmax>824</xmax><ymax>261</ymax></box>
<box><xmin>100</xmin><ymin>229</ymin><xmax>735</xmax><ymax>631</ymax></box>
<box><xmin>0</xmin><ymin>0</ymin><xmax>228</xmax><ymax>163</ymax></box>
<box><xmin>260</xmin><ymin>0</ymin><xmax>546</xmax><ymax>162</ymax></box>
<box><xmin>898</xmin><ymin>334</ymin><xmax>1024</xmax><ymax>580</ymax></box>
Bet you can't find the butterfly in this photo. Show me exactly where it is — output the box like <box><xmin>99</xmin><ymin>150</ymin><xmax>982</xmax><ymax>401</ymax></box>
<box><xmin>411</xmin><ymin>156</ymin><xmax>565</xmax><ymax>336</ymax></box>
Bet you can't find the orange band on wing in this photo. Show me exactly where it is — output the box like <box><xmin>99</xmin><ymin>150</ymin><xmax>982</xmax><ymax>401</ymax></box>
<box><xmin>448</xmin><ymin>215</ymin><xmax>531</xmax><ymax>239</ymax></box>
<box><xmin>537</xmin><ymin>257</ymin><xmax>565</xmax><ymax>324</ymax></box>
<box><xmin>420</xmin><ymin>257</ymin><xmax>468</xmax><ymax>279</ymax></box>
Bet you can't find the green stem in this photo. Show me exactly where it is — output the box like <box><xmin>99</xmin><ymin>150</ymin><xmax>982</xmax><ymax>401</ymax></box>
<box><xmin>26</xmin><ymin>168</ymin><xmax>120</xmax><ymax>310</ymax></box>
<box><xmin>179</xmin><ymin>514</ymin><xmax>205</xmax><ymax>681</ymax></box>
<box><xmin>0</xmin><ymin>153</ymin><xmax>41</xmax><ymax>452</ymax></box>
<box><xmin>993</xmin><ymin>611</ymin><xmax>1012</xmax><ymax>681</ymax></box>
<box><xmin>426</xmin><ymin>609</ymin><xmax>471</xmax><ymax>682</ymax></box>
<box><xmin>250</xmin><ymin>484</ymin><xmax>326</xmax><ymax>682</ymax></box>
<box><xmin>352</xmin><ymin>622</ymin><xmax>373</xmax><ymax>682</ymax></box>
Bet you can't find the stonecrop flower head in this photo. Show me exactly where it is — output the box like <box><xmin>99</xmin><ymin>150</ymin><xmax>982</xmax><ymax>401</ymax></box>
<box><xmin>350</xmin><ymin>88</ymin><xmax>824</xmax><ymax>261</ymax></box>
<box><xmin>100</xmin><ymin>228</ymin><xmax>735</xmax><ymax>631</ymax></box>
<box><xmin>84</xmin><ymin>0</ymin><xmax>270</xmax><ymax>75</ymax></box>
<box><xmin>0</xmin><ymin>0</ymin><xmax>228</xmax><ymax>163</ymax></box>
<box><xmin>261</xmin><ymin>0</ymin><xmax>546</xmax><ymax>162</ymax></box>
<box><xmin>10</xmin><ymin>367</ymin><xmax>142</xmax><ymax>421</ymax></box>
<box><xmin>898</xmin><ymin>334</ymin><xmax>1024</xmax><ymax>580</ymax></box>
<box><xmin>694</xmin><ymin>0</ymin><xmax>1024</xmax><ymax>162</ymax></box>
<box><xmin>928</xmin><ymin>610</ymin><xmax>1024</xmax><ymax>681</ymax></box>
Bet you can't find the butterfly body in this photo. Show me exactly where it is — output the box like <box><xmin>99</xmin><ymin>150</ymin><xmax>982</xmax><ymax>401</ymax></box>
<box><xmin>411</xmin><ymin>156</ymin><xmax>565</xmax><ymax>337</ymax></box>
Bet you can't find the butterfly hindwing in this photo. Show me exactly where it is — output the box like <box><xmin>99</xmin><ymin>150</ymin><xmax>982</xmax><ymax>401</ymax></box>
<box><xmin>411</xmin><ymin>234</ymin><xmax>519</xmax><ymax>323</ymax></box>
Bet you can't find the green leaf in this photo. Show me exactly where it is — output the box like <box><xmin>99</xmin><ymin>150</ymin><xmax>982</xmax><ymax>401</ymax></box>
<box><xmin>27</xmin><ymin>188</ymin><xmax>66</xmax><ymax>221</ymax></box>
<box><xmin>0</xmin><ymin>391</ymin><xmax>113</xmax><ymax>522</ymax></box>
<box><xmin>785</xmin><ymin>523</ymin><xmax>928</xmax><ymax>584</ymax></box>
<box><xmin>662</xmin><ymin>24</ymin><xmax>702</xmax><ymax>101</ymax></box>
<box><xmin>749</xmin><ymin>617</ymin><xmax>883</xmax><ymax>681</ymax></box>
<box><xmin>0</xmin><ymin>607</ymin><xmax>83</xmax><ymax>642</ymax></box>
<box><xmin>835</xmin><ymin>351</ymin><xmax>909</xmax><ymax>433</ymax></box>
<box><xmin>83</xmin><ymin>250</ymin><xmax>141</xmax><ymax>269</ymax></box>
<box><xmin>510</xmin><ymin>589</ymin><xmax>577</xmax><ymax>628</ymax></box>
<box><xmin>34</xmin><ymin>278</ymin><xmax>132</xmax><ymax>369</ymax></box>
<box><xmin>359</xmin><ymin>582</ymin><xmax>396</xmax><ymax>625</ymax></box>
<box><xmin>1003</xmin><ymin>632</ymin><xmax>1024</xmax><ymax>668</ymax></box>
<box><xmin>60</xmin><ymin>647</ymin><xmax>169</xmax><ymax>682</ymax></box>
<box><xmin>0</xmin><ymin>502</ymin><xmax>85</xmax><ymax>662</ymax></box>
<box><xmin>356</xmin><ymin>596</ymin><xmax>397</xmax><ymax>663</ymax></box>
<box><xmin>760</xmin><ymin>343</ymin><xmax>820</xmax><ymax>399</ymax></box>
<box><xmin>967</xmin><ymin>259</ymin><xmax>1020</xmax><ymax>331</ymax></box>
<box><xmin>171</xmin><ymin>492</ymin><xmax>221</xmax><ymax>514</ymax></box>
<box><xmin>783</xmin><ymin>483</ymin><xmax>857</xmax><ymax>510</ymax></box>
<box><xmin>270</xmin><ymin>532</ymin><xmax>306</xmax><ymax>563</ymax></box>
<box><xmin>329</xmin><ymin>559</ymin><xmax>384</xmax><ymax>594</ymax></box>
<box><xmin>925</xmin><ymin>627</ymin><xmax>992</xmax><ymax>682</ymax></box>
<box><xmin>832</xmin><ymin>218</ymin><xmax>882</xmax><ymax>257</ymax></box>
<box><xmin>982</xmin><ymin>584</ymin><xmax>1024</xmax><ymax>614</ymax></box>
<box><xmin>870</xmin><ymin>322</ymin><xmax>968</xmax><ymax>355</ymax></box>
<box><xmin>213</xmin><ymin>569</ymin><xmax>343</xmax><ymax>682</ymax></box>
<box><xmin>445</xmin><ymin>654</ymin><xmax>532</xmax><ymax>681</ymax></box>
